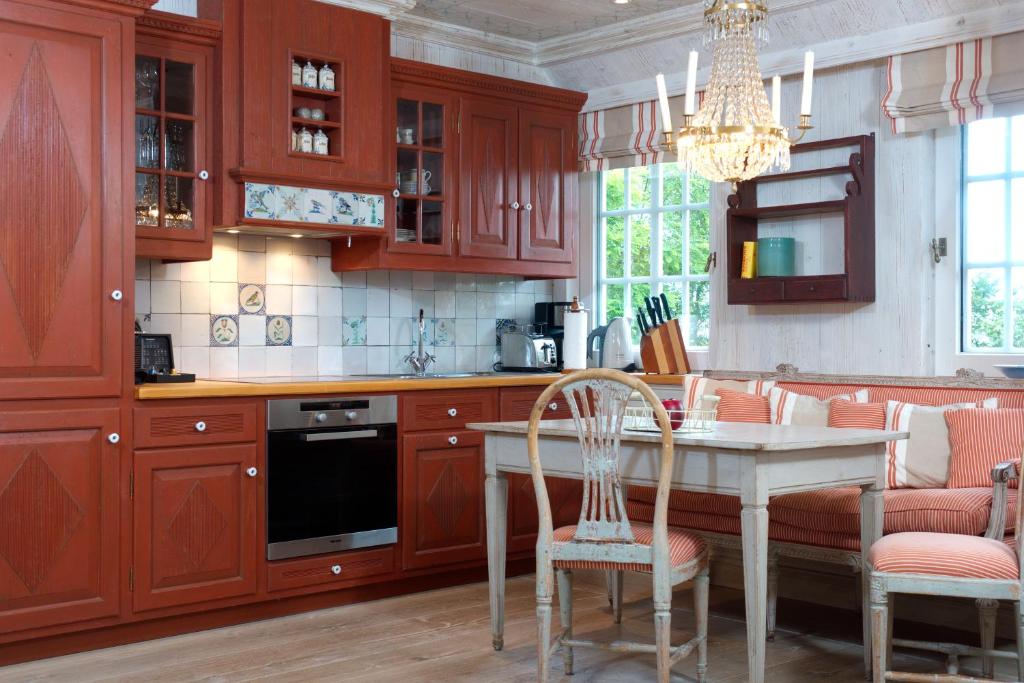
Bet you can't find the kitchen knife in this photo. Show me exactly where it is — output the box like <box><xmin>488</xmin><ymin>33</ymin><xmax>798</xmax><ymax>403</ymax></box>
<box><xmin>660</xmin><ymin>292</ymin><xmax>673</xmax><ymax>320</ymax></box>
<box><xmin>636</xmin><ymin>308</ymin><xmax>649</xmax><ymax>335</ymax></box>
<box><xmin>652</xmin><ymin>297</ymin><xmax>665</xmax><ymax>325</ymax></box>
<box><xmin>645</xmin><ymin>297</ymin><xmax>659</xmax><ymax>328</ymax></box>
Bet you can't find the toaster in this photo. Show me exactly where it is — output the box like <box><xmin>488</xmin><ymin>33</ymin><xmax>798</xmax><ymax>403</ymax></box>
<box><xmin>499</xmin><ymin>329</ymin><xmax>558</xmax><ymax>371</ymax></box>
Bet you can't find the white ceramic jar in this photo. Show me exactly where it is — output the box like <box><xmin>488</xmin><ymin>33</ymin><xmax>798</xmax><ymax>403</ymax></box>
<box><xmin>291</xmin><ymin>60</ymin><xmax>302</xmax><ymax>86</ymax></box>
<box><xmin>298</xmin><ymin>127</ymin><xmax>313</xmax><ymax>154</ymax></box>
<box><xmin>313</xmin><ymin>128</ymin><xmax>329</xmax><ymax>155</ymax></box>
<box><xmin>301</xmin><ymin>61</ymin><xmax>317</xmax><ymax>89</ymax></box>
<box><xmin>318</xmin><ymin>63</ymin><xmax>335</xmax><ymax>91</ymax></box>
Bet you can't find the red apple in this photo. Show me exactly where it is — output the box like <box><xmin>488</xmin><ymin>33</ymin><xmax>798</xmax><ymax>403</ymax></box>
<box><xmin>660</xmin><ymin>398</ymin><xmax>684</xmax><ymax>431</ymax></box>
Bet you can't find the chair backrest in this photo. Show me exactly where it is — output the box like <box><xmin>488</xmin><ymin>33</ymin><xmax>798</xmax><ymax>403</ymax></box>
<box><xmin>1015</xmin><ymin>460</ymin><xmax>1023</xmax><ymax>579</ymax></box>
<box><xmin>526</xmin><ymin>369</ymin><xmax>676</xmax><ymax>566</ymax></box>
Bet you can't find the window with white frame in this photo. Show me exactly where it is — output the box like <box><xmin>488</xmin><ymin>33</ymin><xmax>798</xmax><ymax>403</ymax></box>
<box><xmin>961</xmin><ymin>115</ymin><xmax>1024</xmax><ymax>353</ymax></box>
<box><xmin>595</xmin><ymin>163</ymin><xmax>711</xmax><ymax>347</ymax></box>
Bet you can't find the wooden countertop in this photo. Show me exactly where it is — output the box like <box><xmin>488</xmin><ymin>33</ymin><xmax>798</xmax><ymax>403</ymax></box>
<box><xmin>135</xmin><ymin>373</ymin><xmax>688</xmax><ymax>400</ymax></box>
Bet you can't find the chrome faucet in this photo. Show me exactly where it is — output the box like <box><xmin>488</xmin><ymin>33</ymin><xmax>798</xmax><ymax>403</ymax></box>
<box><xmin>403</xmin><ymin>308</ymin><xmax>435</xmax><ymax>376</ymax></box>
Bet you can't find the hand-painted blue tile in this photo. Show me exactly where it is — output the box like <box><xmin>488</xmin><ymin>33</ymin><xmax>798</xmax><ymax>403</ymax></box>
<box><xmin>266</xmin><ymin>315</ymin><xmax>293</xmax><ymax>346</ymax></box>
<box><xmin>342</xmin><ymin>316</ymin><xmax>367</xmax><ymax>346</ymax></box>
<box><xmin>277</xmin><ymin>185</ymin><xmax>305</xmax><ymax>222</ymax></box>
<box><xmin>210</xmin><ymin>314</ymin><xmax>240</xmax><ymax>347</ymax></box>
<box><xmin>244</xmin><ymin>183</ymin><xmax>276</xmax><ymax>219</ymax></box>
<box><xmin>332</xmin><ymin>191</ymin><xmax>358</xmax><ymax>226</ymax></box>
<box><xmin>304</xmin><ymin>188</ymin><xmax>333</xmax><ymax>224</ymax></box>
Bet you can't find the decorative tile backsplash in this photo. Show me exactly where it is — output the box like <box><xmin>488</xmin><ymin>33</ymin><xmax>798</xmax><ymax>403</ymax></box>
<box><xmin>136</xmin><ymin>234</ymin><xmax>558</xmax><ymax>379</ymax></box>
<box><xmin>244</xmin><ymin>182</ymin><xmax>386</xmax><ymax>227</ymax></box>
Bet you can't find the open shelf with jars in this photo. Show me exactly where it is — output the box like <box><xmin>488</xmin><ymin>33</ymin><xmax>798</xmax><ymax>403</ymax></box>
<box><xmin>289</xmin><ymin>51</ymin><xmax>344</xmax><ymax>161</ymax></box>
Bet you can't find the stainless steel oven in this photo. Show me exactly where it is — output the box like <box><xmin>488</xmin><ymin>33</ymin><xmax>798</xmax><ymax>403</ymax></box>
<box><xmin>266</xmin><ymin>396</ymin><xmax>398</xmax><ymax>561</ymax></box>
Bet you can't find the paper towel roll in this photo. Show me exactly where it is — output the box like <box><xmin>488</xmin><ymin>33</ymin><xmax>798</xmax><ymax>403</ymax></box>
<box><xmin>562</xmin><ymin>305</ymin><xmax>588</xmax><ymax>370</ymax></box>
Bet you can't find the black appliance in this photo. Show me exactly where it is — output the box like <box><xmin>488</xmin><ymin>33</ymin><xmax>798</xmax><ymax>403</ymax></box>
<box><xmin>134</xmin><ymin>332</ymin><xmax>195</xmax><ymax>384</ymax></box>
<box><xmin>266</xmin><ymin>395</ymin><xmax>398</xmax><ymax>560</ymax></box>
<box><xmin>533</xmin><ymin>301</ymin><xmax>574</xmax><ymax>370</ymax></box>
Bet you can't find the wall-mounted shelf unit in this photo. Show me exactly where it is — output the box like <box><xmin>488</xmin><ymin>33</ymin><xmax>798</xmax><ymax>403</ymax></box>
<box><xmin>726</xmin><ymin>134</ymin><xmax>875</xmax><ymax>305</ymax></box>
<box><xmin>288</xmin><ymin>50</ymin><xmax>344</xmax><ymax>162</ymax></box>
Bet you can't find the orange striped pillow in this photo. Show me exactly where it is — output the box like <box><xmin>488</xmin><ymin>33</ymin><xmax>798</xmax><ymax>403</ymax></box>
<box><xmin>829</xmin><ymin>400</ymin><xmax>886</xmax><ymax>430</ymax></box>
<box><xmin>715</xmin><ymin>388</ymin><xmax>770</xmax><ymax>423</ymax></box>
<box><xmin>946</xmin><ymin>409</ymin><xmax>1024</xmax><ymax>488</ymax></box>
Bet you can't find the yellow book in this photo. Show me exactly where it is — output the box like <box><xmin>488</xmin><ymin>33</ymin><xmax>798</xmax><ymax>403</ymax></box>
<box><xmin>740</xmin><ymin>241</ymin><xmax>757</xmax><ymax>279</ymax></box>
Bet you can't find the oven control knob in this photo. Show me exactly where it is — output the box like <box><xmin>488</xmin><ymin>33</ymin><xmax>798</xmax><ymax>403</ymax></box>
<box><xmin>246</xmin><ymin>467</ymin><xmax>258</xmax><ymax>478</ymax></box>
<box><xmin>315</xmin><ymin>412</ymin><xmax>328</xmax><ymax>423</ymax></box>
<box><xmin>331</xmin><ymin>564</ymin><xmax>342</xmax><ymax>575</ymax></box>
<box><xmin>345</xmin><ymin>411</ymin><xmax>358</xmax><ymax>421</ymax></box>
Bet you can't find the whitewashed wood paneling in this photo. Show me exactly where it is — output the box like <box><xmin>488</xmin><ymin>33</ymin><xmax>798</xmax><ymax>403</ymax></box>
<box><xmin>151</xmin><ymin>0</ymin><xmax>197</xmax><ymax>16</ymax></box>
<box><xmin>709</xmin><ymin>61</ymin><xmax>937</xmax><ymax>376</ymax></box>
<box><xmin>390</xmin><ymin>33</ymin><xmax>551</xmax><ymax>83</ymax></box>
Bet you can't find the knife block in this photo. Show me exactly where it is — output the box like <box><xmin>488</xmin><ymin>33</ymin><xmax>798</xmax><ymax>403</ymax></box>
<box><xmin>640</xmin><ymin>318</ymin><xmax>690</xmax><ymax>374</ymax></box>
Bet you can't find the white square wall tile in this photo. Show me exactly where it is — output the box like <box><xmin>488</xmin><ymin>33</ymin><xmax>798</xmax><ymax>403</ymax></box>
<box><xmin>239</xmin><ymin>315</ymin><xmax>267</xmax><ymax>346</ymax></box>
<box><xmin>266</xmin><ymin>249</ymin><xmax>292</xmax><ymax>285</ymax></box>
<box><xmin>265</xmin><ymin>284</ymin><xmax>292</xmax><ymax>315</ymax></box>
<box><xmin>238</xmin><ymin>347</ymin><xmax>267</xmax><ymax>377</ymax></box>
<box><xmin>390</xmin><ymin>317</ymin><xmax>413</xmax><ymax>346</ymax></box>
<box><xmin>341</xmin><ymin>346</ymin><xmax>366</xmax><ymax>375</ymax></box>
<box><xmin>292</xmin><ymin>255</ymin><xmax>318</xmax><ymax>286</ymax></box>
<box><xmin>476</xmin><ymin>318</ymin><xmax>496</xmax><ymax>346</ymax></box>
<box><xmin>432</xmin><ymin>347</ymin><xmax>454</xmax><ymax>373</ymax></box>
<box><xmin>292</xmin><ymin>347</ymin><xmax>318</xmax><ymax>375</ymax></box>
<box><xmin>389</xmin><ymin>288</ymin><xmax>412</xmax><ymax>317</ymax></box>
<box><xmin>178</xmin><ymin>347</ymin><xmax>210</xmax><ymax>378</ymax></box>
<box><xmin>455</xmin><ymin>292</ymin><xmax>477</xmax><ymax>318</ymax></box>
<box><xmin>367</xmin><ymin>286</ymin><xmax>390</xmax><ymax>316</ymax></box>
<box><xmin>135</xmin><ymin>280</ymin><xmax>151</xmax><ymax>316</ymax></box>
<box><xmin>342</xmin><ymin>270</ymin><xmax>366</xmax><ymax>288</ymax></box>
<box><xmin>210</xmin><ymin>282</ymin><xmax>238</xmax><ymax>315</ymax></box>
<box><xmin>265</xmin><ymin>346</ymin><xmax>292</xmax><ymax>376</ymax></box>
<box><xmin>515</xmin><ymin>292</ymin><xmax>535</xmax><ymax>321</ymax></box>
<box><xmin>292</xmin><ymin>286</ymin><xmax>318</xmax><ymax>316</ymax></box>
<box><xmin>135</xmin><ymin>258</ymin><xmax>151</xmax><ymax>279</ymax></box>
<box><xmin>366</xmin><ymin>346</ymin><xmax>389</xmax><ymax>374</ymax></box>
<box><xmin>318</xmin><ymin>346</ymin><xmax>344</xmax><ymax>375</ymax></box>
<box><xmin>433</xmin><ymin>272</ymin><xmax>456</xmax><ymax>290</ymax></box>
<box><xmin>210</xmin><ymin>236</ymin><xmax>239</xmax><ymax>282</ymax></box>
<box><xmin>148</xmin><ymin>313</ymin><xmax>181</xmax><ymax>339</ymax></box>
<box><xmin>455</xmin><ymin>347</ymin><xmax>475</xmax><ymax>373</ymax></box>
<box><xmin>456</xmin><ymin>274</ymin><xmax>476</xmax><ymax>291</ymax></box>
<box><xmin>150</xmin><ymin>261</ymin><xmax>181</xmax><ymax>281</ymax></box>
<box><xmin>411</xmin><ymin>271</ymin><xmax>434</xmax><ymax>290</ymax></box>
<box><xmin>180</xmin><ymin>314</ymin><xmax>210</xmax><ymax>347</ymax></box>
<box><xmin>209</xmin><ymin>347</ymin><xmax>239</xmax><ymax>378</ymax></box>
<box><xmin>318</xmin><ymin>317</ymin><xmax>343</xmax><ymax>346</ymax></box>
<box><xmin>496</xmin><ymin>292</ymin><xmax>515</xmax><ymax>319</ymax></box>
<box><xmin>292</xmin><ymin>316</ymin><xmax>318</xmax><ymax>347</ymax></box>
<box><xmin>179</xmin><ymin>260</ymin><xmax>210</xmax><ymax>283</ymax></box>
<box><xmin>412</xmin><ymin>290</ymin><xmax>433</xmax><ymax>318</ymax></box>
<box><xmin>475</xmin><ymin>292</ymin><xmax>496</xmax><ymax>319</ymax></box>
<box><xmin>388</xmin><ymin>270</ymin><xmax>412</xmax><ymax>289</ymax></box>
<box><xmin>366</xmin><ymin>317</ymin><xmax>389</xmax><ymax>346</ymax></box>
<box><xmin>180</xmin><ymin>281</ymin><xmax>210</xmax><ymax>314</ymax></box>
<box><xmin>317</xmin><ymin>256</ymin><xmax>343</xmax><ymax>287</ymax></box>
<box><xmin>476</xmin><ymin>346</ymin><xmax>498</xmax><ymax>372</ymax></box>
<box><xmin>366</xmin><ymin>270</ymin><xmax>389</xmax><ymax>289</ymax></box>
<box><xmin>150</xmin><ymin>281</ymin><xmax>181</xmax><ymax>314</ymax></box>
<box><xmin>343</xmin><ymin>287</ymin><xmax>367</xmax><ymax>316</ymax></box>
<box><xmin>237</xmin><ymin>251</ymin><xmax>267</xmax><ymax>284</ymax></box>
<box><xmin>237</xmin><ymin>235</ymin><xmax>266</xmax><ymax>252</ymax></box>
<box><xmin>454</xmin><ymin>319</ymin><xmax>476</xmax><ymax>347</ymax></box>
<box><xmin>317</xmin><ymin>287</ymin><xmax>342</xmax><ymax>316</ymax></box>
<box><xmin>434</xmin><ymin>290</ymin><xmax>455</xmax><ymax>318</ymax></box>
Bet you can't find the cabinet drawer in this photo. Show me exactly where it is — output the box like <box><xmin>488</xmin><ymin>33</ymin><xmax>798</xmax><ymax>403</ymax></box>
<box><xmin>267</xmin><ymin>547</ymin><xmax>395</xmax><ymax>593</ymax></box>
<box><xmin>134</xmin><ymin>402</ymin><xmax>260</xmax><ymax>448</ymax></box>
<box><xmin>784</xmin><ymin>277</ymin><xmax>847</xmax><ymax>301</ymax></box>
<box><xmin>401</xmin><ymin>390</ymin><xmax>498</xmax><ymax>432</ymax></box>
<box><xmin>499</xmin><ymin>386</ymin><xmax>573</xmax><ymax>421</ymax></box>
<box><xmin>728</xmin><ymin>278</ymin><xmax>785</xmax><ymax>303</ymax></box>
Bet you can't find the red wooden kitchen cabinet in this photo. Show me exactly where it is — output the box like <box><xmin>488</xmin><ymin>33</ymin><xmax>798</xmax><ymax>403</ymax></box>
<box><xmin>133</xmin><ymin>444</ymin><xmax>261</xmax><ymax>612</ymax></box>
<box><xmin>401</xmin><ymin>430</ymin><xmax>487</xmax><ymax>570</ymax></box>
<box><xmin>0</xmin><ymin>407</ymin><xmax>121</xmax><ymax>636</ymax></box>
<box><xmin>0</xmin><ymin>0</ymin><xmax>140</xmax><ymax>401</ymax></box>
<box><xmin>518</xmin><ymin>108</ymin><xmax>578</xmax><ymax>264</ymax></box>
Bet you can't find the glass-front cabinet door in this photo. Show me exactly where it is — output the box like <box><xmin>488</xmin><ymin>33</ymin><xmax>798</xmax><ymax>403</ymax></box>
<box><xmin>135</xmin><ymin>38</ymin><xmax>210</xmax><ymax>259</ymax></box>
<box><xmin>390</xmin><ymin>84</ymin><xmax>455</xmax><ymax>256</ymax></box>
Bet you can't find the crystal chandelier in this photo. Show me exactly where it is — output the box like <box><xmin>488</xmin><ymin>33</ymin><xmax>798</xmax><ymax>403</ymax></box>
<box><xmin>655</xmin><ymin>1</ymin><xmax>815</xmax><ymax>187</ymax></box>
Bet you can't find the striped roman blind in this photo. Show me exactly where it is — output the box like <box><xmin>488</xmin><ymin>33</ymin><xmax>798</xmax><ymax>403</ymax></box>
<box><xmin>882</xmin><ymin>32</ymin><xmax>1024</xmax><ymax>134</ymax></box>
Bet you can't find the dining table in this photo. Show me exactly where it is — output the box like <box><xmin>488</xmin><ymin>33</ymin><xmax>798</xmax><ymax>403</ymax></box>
<box><xmin>467</xmin><ymin>418</ymin><xmax>907</xmax><ymax>683</ymax></box>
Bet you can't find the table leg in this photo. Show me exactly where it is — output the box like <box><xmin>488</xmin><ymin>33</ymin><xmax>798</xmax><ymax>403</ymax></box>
<box><xmin>740</xmin><ymin>502</ymin><xmax>769</xmax><ymax>683</ymax></box>
<box><xmin>860</xmin><ymin>482</ymin><xmax>884</xmax><ymax>678</ymax></box>
<box><xmin>486</xmin><ymin>471</ymin><xmax>508</xmax><ymax>651</ymax></box>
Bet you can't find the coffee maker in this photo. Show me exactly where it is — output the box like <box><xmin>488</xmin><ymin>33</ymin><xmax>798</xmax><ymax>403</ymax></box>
<box><xmin>533</xmin><ymin>301</ymin><xmax>575</xmax><ymax>371</ymax></box>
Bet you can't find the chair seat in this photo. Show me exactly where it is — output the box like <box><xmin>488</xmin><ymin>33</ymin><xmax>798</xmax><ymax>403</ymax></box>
<box><xmin>869</xmin><ymin>532</ymin><xmax>1020</xmax><ymax>580</ymax></box>
<box><xmin>552</xmin><ymin>523</ymin><xmax>706</xmax><ymax>573</ymax></box>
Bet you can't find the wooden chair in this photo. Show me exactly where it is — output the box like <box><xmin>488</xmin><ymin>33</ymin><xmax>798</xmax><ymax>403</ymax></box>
<box><xmin>526</xmin><ymin>368</ymin><xmax>710</xmax><ymax>682</ymax></box>
<box><xmin>869</xmin><ymin>460</ymin><xmax>1024</xmax><ymax>682</ymax></box>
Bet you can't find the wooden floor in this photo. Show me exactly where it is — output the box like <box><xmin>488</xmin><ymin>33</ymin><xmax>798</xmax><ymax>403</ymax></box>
<box><xmin>0</xmin><ymin>573</ymin><xmax>1014</xmax><ymax>682</ymax></box>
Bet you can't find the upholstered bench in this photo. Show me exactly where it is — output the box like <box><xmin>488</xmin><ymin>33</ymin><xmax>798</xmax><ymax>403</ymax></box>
<box><xmin>628</xmin><ymin>369</ymin><xmax>1024</xmax><ymax>638</ymax></box>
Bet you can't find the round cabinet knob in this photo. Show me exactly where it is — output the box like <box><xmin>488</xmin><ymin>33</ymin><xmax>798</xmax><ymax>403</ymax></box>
<box><xmin>345</xmin><ymin>411</ymin><xmax>358</xmax><ymax>421</ymax></box>
<box><xmin>246</xmin><ymin>467</ymin><xmax>258</xmax><ymax>478</ymax></box>
<box><xmin>315</xmin><ymin>412</ymin><xmax>328</xmax><ymax>423</ymax></box>
<box><xmin>110</xmin><ymin>290</ymin><xmax>123</xmax><ymax>301</ymax></box>
<box><xmin>548</xmin><ymin>402</ymin><xmax>558</xmax><ymax>411</ymax></box>
<box><xmin>524</xmin><ymin>203</ymin><xmax>533</xmax><ymax>211</ymax></box>
<box><xmin>447</xmin><ymin>408</ymin><xmax>457</xmax><ymax>417</ymax></box>
<box><xmin>448</xmin><ymin>435</ymin><xmax>458</xmax><ymax>446</ymax></box>
<box><xmin>107</xmin><ymin>433</ymin><xmax>120</xmax><ymax>444</ymax></box>
<box><xmin>392</xmin><ymin>189</ymin><xmax>401</xmax><ymax>198</ymax></box>
<box><xmin>331</xmin><ymin>564</ymin><xmax>342</xmax><ymax>575</ymax></box>
<box><xmin>198</xmin><ymin>170</ymin><xmax>210</xmax><ymax>181</ymax></box>
<box><xmin>510</xmin><ymin>201</ymin><xmax>521</xmax><ymax>210</ymax></box>
<box><xmin>195</xmin><ymin>421</ymin><xmax>207</xmax><ymax>432</ymax></box>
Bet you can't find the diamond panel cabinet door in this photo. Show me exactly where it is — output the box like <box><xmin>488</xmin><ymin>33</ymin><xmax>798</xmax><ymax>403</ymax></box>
<box><xmin>0</xmin><ymin>408</ymin><xmax>119</xmax><ymax>635</ymax></box>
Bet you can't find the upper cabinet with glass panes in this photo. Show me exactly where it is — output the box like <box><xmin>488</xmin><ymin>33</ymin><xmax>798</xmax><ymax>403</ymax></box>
<box><xmin>134</xmin><ymin>18</ymin><xmax>216</xmax><ymax>261</ymax></box>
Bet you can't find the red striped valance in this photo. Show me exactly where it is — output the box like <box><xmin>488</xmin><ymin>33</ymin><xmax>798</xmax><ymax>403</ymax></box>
<box><xmin>882</xmin><ymin>32</ymin><xmax>1024</xmax><ymax>134</ymax></box>
<box><xmin>578</xmin><ymin>91</ymin><xmax>704</xmax><ymax>172</ymax></box>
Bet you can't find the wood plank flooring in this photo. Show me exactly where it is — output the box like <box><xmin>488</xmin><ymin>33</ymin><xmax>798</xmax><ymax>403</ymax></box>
<box><xmin>0</xmin><ymin>573</ymin><xmax>1013</xmax><ymax>682</ymax></box>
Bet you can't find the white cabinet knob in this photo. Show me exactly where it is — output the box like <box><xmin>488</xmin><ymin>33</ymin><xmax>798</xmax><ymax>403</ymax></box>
<box><xmin>331</xmin><ymin>564</ymin><xmax>342</xmax><ymax>575</ymax></box>
<box><xmin>548</xmin><ymin>402</ymin><xmax>558</xmax><ymax>411</ymax></box>
<box><xmin>510</xmin><ymin>201</ymin><xmax>521</xmax><ymax>210</ymax></box>
<box><xmin>195</xmin><ymin>421</ymin><xmax>207</xmax><ymax>432</ymax></box>
<box><xmin>246</xmin><ymin>467</ymin><xmax>258</xmax><ymax>478</ymax></box>
<box><xmin>110</xmin><ymin>290</ymin><xmax>123</xmax><ymax>301</ymax></box>
<box><xmin>392</xmin><ymin>189</ymin><xmax>401</xmax><ymax>198</ymax></box>
<box><xmin>107</xmin><ymin>433</ymin><xmax>120</xmax><ymax>444</ymax></box>
<box><xmin>447</xmin><ymin>408</ymin><xmax>457</xmax><ymax>417</ymax></box>
<box><xmin>524</xmin><ymin>203</ymin><xmax>533</xmax><ymax>211</ymax></box>
<box><xmin>448</xmin><ymin>435</ymin><xmax>458</xmax><ymax>446</ymax></box>
<box><xmin>198</xmin><ymin>170</ymin><xmax>210</xmax><ymax>180</ymax></box>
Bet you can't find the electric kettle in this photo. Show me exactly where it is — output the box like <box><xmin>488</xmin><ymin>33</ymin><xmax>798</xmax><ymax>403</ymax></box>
<box><xmin>586</xmin><ymin>317</ymin><xmax>632</xmax><ymax>369</ymax></box>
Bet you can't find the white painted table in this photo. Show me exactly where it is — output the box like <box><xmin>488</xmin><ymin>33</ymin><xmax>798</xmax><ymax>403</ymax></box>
<box><xmin>468</xmin><ymin>419</ymin><xmax>907</xmax><ymax>683</ymax></box>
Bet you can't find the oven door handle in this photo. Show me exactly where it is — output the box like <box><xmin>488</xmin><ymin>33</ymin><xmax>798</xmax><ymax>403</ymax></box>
<box><xmin>300</xmin><ymin>429</ymin><xmax>379</xmax><ymax>442</ymax></box>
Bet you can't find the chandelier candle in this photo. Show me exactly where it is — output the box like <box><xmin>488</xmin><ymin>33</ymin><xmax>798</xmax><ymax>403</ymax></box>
<box><xmin>801</xmin><ymin>51</ymin><xmax>815</xmax><ymax>116</ymax></box>
<box><xmin>771</xmin><ymin>75</ymin><xmax>781</xmax><ymax>125</ymax></box>
<box><xmin>656</xmin><ymin>73</ymin><xmax>673</xmax><ymax>134</ymax></box>
<box><xmin>684</xmin><ymin>50</ymin><xmax>698</xmax><ymax>115</ymax></box>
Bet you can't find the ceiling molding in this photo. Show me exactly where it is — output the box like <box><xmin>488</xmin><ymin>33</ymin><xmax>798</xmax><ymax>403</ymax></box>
<box><xmin>581</xmin><ymin>3</ymin><xmax>1024</xmax><ymax>112</ymax></box>
<box><xmin>392</xmin><ymin>12</ymin><xmax>536</xmax><ymax>63</ymax></box>
<box><xmin>317</xmin><ymin>0</ymin><xmax>417</xmax><ymax>19</ymax></box>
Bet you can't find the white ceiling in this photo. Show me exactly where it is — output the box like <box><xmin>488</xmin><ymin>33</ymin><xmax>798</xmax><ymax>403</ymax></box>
<box><xmin>407</xmin><ymin>0</ymin><xmax>692</xmax><ymax>41</ymax></box>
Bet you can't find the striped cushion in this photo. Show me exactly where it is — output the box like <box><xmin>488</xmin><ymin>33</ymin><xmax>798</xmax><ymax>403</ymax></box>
<box><xmin>683</xmin><ymin>375</ymin><xmax>774</xmax><ymax>411</ymax></box>
<box><xmin>771</xmin><ymin>486</ymin><xmax>1015</xmax><ymax>537</ymax></box>
<box><xmin>552</xmin><ymin>523</ymin><xmax>705</xmax><ymax>572</ymax></box>
<box><xmin>885</xmin><ymin>398</ymin><xmax>998</xmax><ymax>489</ymax></box>
<box><xmin>870</xmin><ymin>532</ymin><xmax>1019</xmax><ymax>580</ymax></box>
<box><xmin>774</xmin><ymin>383</ymin><xmax>1024</xmax><ymax>409</ymax></box>
<box><xmin>829</xmin><ymin>400</ymin><xmax>887</xmax><ymax>430</ymax></box>
<box><xmin>769</xmin><ymin>387</ymin><xmax>869</xmax><ymax>426</ymax></box>
<box><xmin>715</xmin><ymin>388</ymin><xmax>770</xmax><ymax>423</ymax></box>
<box><xmin>946</xmin><ymin>408</ymin><xmax>1024</xmax><ymax>488</ymax></box>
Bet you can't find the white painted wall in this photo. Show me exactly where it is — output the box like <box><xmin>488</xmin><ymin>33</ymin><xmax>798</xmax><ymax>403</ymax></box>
<box><xmin>706</xmin><ymin>60</ymin><xmax>938</xmax><ymax>375</ymax></box>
